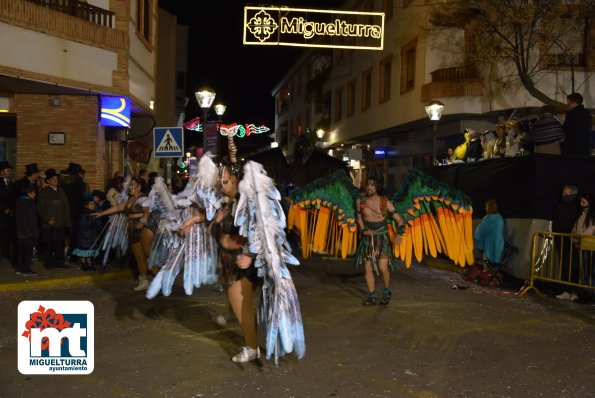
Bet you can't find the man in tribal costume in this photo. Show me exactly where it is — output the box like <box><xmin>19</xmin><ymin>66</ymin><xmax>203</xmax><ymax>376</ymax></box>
<box><xmin>355</xmin><ymin>177</ymin><xmax>404</xmax><ymax>306</ymax></box>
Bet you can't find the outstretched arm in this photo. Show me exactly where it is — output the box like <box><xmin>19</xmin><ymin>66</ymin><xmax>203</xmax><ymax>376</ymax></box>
<box><xmin>179</xmin><ymin>206</ymin><xmax>207</xmax><ymax>235</ymax></box>
<box><xmin>93</xmin><ymin>200</ymin><xmax>126</xmax><ymax>217</ymax></box>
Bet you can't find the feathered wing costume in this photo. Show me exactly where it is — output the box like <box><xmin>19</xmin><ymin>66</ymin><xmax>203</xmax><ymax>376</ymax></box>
<box><xmin>93</xmin><ymin>176</ymin><xmax>132</xmax><ymax>265</ymax></box>
<box><xmin>391</xmin><ymin>169</ymin><xmax>474</xmax><ymax>268</ymax></box>
<box><xmin>285</xmin><ymin>168</ymin><xmax>473</xmax><ymax>269</ymax></box>
<box><xmin>287</xmin><ymin>170</ymin><xmax>360</xmax><ymax>259</ymax></box>
<box><xmin>145</xmin><ymin>156</ymin><xmax>220</xmax><ymax>299</ymax></box>
<box><xmin>236</xmin><ymin>161</ymin><xmax>304</xmax><ymax>364</ymax></box>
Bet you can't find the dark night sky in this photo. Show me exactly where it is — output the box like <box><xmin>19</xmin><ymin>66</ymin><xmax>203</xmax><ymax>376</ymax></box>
<box><xmin>159</xmin><ymin>1</ymin><xmax>345</xmax><ymax>131</ymax></box>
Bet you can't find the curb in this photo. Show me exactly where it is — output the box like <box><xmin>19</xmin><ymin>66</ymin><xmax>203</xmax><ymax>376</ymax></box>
<box><xmin>0</xmin><ymin>270</ymin><xmax>131</xmax><ymax>293</ymax></box>
<box><xmin>422</xmin><ymin>257</ymin><xmax>467</xmax><ymax>275</ymax></box>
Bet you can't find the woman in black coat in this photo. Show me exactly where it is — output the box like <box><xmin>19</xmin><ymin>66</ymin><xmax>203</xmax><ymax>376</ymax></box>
<box><xmin>72</xmin><ymin>200</ymin><xmax>104</xmax><ymax>271</ymax></box>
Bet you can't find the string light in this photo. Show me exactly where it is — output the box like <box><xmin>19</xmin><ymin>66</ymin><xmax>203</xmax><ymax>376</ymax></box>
<box><xmin>183</xmin><ymin>117</ymin><xmax>270</xmax><ymax>138</ymax></box>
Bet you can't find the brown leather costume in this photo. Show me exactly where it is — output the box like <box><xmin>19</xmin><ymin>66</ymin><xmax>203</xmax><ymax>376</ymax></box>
<box><xmin>210</xmin><ymin>202</ymin><xmax>259</xmax><ymax>286</ymax></box>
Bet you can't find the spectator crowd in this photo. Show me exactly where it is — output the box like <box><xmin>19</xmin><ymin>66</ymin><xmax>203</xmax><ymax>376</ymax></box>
<box><xmin>0</xmin><ymin>161</ymin><xmax>167</xmax><ymax>277</ymax></box>
<box><xmin>444</xmin><ymin>92</ymin><xmax>592</xmax><ymax>164</ymax></box>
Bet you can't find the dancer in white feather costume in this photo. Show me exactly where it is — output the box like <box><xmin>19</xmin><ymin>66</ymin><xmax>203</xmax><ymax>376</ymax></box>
<box><xmin>146</xmin><ymin>134</ymin><xmax>305</xmax><ymax>365</ymax></box>
<box><xmin>93</xmin><ymin>177</ymin><xmax>155</xmax><ymax>291</ymax></box>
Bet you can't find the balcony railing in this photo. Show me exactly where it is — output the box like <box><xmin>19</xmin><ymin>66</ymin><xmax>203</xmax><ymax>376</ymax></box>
<box><xmin>26</xmin><ymin>0</ymin><xmax>114</xmax><ymax>28</ymax></box>
<box><xmin>0</xmin><ymin>0</ymin><xmax>126</xmax><ymax>49</ymax></box>
<box><xmin>430</xmin><ymin>66</ymin><xmax>478</xmax><ymax>82</ymax></box>
<box><xmin>421</xmin><ymin>65</ymin><xmax>483</xmax><ymax>101</ymax></box>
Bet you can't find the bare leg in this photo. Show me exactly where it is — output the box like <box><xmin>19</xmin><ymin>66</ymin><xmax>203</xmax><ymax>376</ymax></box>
<box><xmin>227</xmin><ymin>278</ymin><xmax>258</xmax><ymax>348</ymax></box>
<box><xmin>131</xmin><ymin>242</ymin><xmax>147</xmax><ymax>277</ymax></box>
<box><xmin>378</xmin><ymin>257</ymin><xmax>392</xmax><ymax>305</ymax></box>
<box><xmin>140</xmin><ymin>228</ymin><xmax>155</xmax><ymax>274</ymax></box>
<box><xmin>363</xmin><ymin>259</ymin><xmax>376</xmax><ymax>292</ymax></box>
<box><xmin>140</xmin><ymin>228</ymin><xmax>153</xmax><ymax>258</ymax></box>
<box><xmin>378</xmin><ymin>257</ymin><xmax>390</xmax><ymax>289</ymax></box>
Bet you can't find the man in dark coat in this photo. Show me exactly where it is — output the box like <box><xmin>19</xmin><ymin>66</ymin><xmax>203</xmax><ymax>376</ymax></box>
<box><xmin>552</xmin><ymin>185</ymin><xmax>581</xmax><ymax>294</ymax></box>
<box><xmin>6</xmin><ymin>163</ymin><xmax>40</xmax><ymax>266</ymax></box>
<box><xmin>11</xmin><ymin>163</ymin><xmax>40</xmax><ymax>200</ymax></box>
<box><xmin>0</xmin><ymin>160</ymin><xmax>13</xmax><ymax>261</ymax></box>
<box><xmin>14</xmin><ymin>184</ymin><xmax>39</xmax><ymax>275</ymax></box>
<box><xmin>561</xmin><ymin>93</ymin><xmax>592</xmax><ymax>156</ymax></box>
<box><xmin>61</xmin><ymin>162</ymin><xmax>85</xmax><ymax>258</ymax></box>
<box><xmin>37</xmin><ymin>168</ymin><xmax>71</xmax><ymax>269</ymax></box>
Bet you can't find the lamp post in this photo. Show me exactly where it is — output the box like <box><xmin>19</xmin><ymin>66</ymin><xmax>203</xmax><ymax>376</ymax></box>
<box><xmin>425</xmin><ymin>100</ymin><xmax>445</xmax><ymax>165</ymax></box>
<box><xmin>195</xmin><ymin>87</ymin><xmax>216</xmax><ymax>154</ymax></box>
<box><xmin>314</xmin><ymin>128</ymin><xmax>326</xmax><ymax>148</ymax></box>
<box><xmin>214</xmin><ymin>104</ymin><xmax>226</xmax><ymax>122</ymax></box>
<box><xmin>214</xmin><ymin>103</ymin><xmax>226</xmax><ymax>146</ymax></box>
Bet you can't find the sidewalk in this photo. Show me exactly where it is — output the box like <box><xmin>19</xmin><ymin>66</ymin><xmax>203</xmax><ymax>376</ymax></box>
<box><xmin>0</xmin><ymin>252</ymin><xmax>488</xmax><ymax>293</ymax></box>
<box><xmin>0</xmin><ymin>257</ymin><xmax>132</xmax><ymax>292</ymax></box>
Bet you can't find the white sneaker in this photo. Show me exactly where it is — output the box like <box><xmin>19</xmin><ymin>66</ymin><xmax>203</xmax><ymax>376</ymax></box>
<box><xmin>556</xmin><ymin>291</ymin><xmax>571</xmax><ymax>300</ymax></box>
<box><xmin>231</xmin><ymin>346</ymin><xmax>260</xmax><ymax>363</ymax></box>
<box><xmin>134</xmin><ymin>277</ymin><xmax>149</xmax><ymax>291</ymax></box>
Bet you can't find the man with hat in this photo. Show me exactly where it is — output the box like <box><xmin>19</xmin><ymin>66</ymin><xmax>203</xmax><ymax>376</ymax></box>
<box><xmin>0</xmin><ymin>160</ymin><xmax>13</xmax><ymax>261</ymax></box>
<box><xmin>12</xmin><ymin>163</ymin><xmax>40</xmax><ymax>200</ymax></box>
<box><xmin>62</xmin><ymin>162</ymin><xmax>85</xmax><ymax>260</ymax></box>
<box><xmin>37</xmin><ymin>168</ymin><xmax>71</xmax><ymax>269</ymax></box>
<box><xmin>2</xmin><ymin>163</ymin><xmax>42</xmax><ymax>267</ymax></box>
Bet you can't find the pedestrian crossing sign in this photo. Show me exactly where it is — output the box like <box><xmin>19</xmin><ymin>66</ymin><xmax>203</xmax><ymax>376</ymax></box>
<box><xmin>153</xmin><ymin>127</ymin><xmax>184</xmax><ymax>157</ymax></box>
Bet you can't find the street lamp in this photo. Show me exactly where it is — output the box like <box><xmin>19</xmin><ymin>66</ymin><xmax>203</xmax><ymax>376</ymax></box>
<box><xmin>316</xmin><ymin>128</ymin><xmax>325</xmax><ymax>139</ymax></box>
<box><xmin>425</xmin><ymin>100</ymin><xmax>445</xmax><ymax>165</ymax></box>
<box><xmin>214</xmin><ymin>103</ymin><xmax>226</xmax><ymax>143</ymax></box>
<box><xmin>195</xmin><ymin>87</ymin><xmax>216</xmax><ymax>153</ymax></box>
<box><xmin>214</xmin><ymin>104</ymin><xmax>226</xmax><ymax>121</ymax></box>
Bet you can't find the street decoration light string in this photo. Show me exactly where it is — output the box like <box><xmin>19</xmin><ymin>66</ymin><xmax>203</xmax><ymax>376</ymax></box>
<box><xmin>183</xmin><ymin>117</ymin><xmax>270</xmax><ymax>138</ymax></box>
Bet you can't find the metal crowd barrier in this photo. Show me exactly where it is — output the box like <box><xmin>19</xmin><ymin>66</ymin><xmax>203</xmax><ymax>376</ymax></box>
<box><xmin>520</xmin><ymin>231</ymin><xmax>595</xmax><ymax>296</ymax></box>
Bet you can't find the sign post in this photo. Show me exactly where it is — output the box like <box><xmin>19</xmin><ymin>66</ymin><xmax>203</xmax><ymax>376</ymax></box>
<box><xmin>153</xmin><ymin>127</ymin><xmax>184</xmax><ymax>185</ymax></box>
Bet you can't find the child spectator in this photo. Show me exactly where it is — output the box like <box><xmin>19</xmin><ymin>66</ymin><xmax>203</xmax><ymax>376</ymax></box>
<box><xmin>92</xmin><ymin>190</ymin><xmax>111</xmax><ymax>213</ymax></box>
<box><xmin>72</xmin><ymin>200</ymin><xmax>104</xmax><ymax>271</ymax></box>
<box><xmin>15</xmin><ymin>185</ymin><xmax>39</xmax><ymax>276</ymax></box>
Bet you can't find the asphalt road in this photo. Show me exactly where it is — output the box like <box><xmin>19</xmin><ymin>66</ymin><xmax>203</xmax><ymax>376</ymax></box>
<box><xmin>0</xmin><ymin>257</ymin><xmax>594</xmax><ymax>398</ymax></box>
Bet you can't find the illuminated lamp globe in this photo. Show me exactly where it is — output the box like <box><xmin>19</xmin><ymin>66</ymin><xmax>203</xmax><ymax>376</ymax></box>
<box><xmin>214</xmin><ymin>104</ymin><xmax>226</xmax><ymax>117</ymax></box>
<box><xmin>195</xmin><ymin>87</ymin><xmax>216</xmax><ymax>109</ymax></box>
<box><xmin>425</xmin><ymin>100</ymin><xmax>445</xmax><ymax>121</ymax></box>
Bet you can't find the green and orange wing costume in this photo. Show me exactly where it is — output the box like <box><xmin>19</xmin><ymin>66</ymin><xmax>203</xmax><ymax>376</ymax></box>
<box><xmin>288</xmin><ymin>170</ymin><xmax>360</xmax><ymax>259</ymax></box>
<box><xmin>391</xmin><ymin>169</ymin><xmax>474</xmax><ymax>268</ymax></box>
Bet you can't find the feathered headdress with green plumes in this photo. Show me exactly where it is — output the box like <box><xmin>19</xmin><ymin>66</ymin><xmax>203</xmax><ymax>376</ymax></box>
<box><xmin>390</xmin><ymin>169</ymin><xmax>474</xmax><ymax>268</ymax></box>
<box><xmin>288</xmin><ymin>170</ymin><xmax>360</xmax><ymax>259</ymax></box>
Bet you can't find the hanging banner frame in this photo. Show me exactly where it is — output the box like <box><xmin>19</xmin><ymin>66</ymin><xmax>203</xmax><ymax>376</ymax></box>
<box><xmin>243</xmin><ymin>6</ymin><xmax>384</xmax><ymax>50</ymax></box>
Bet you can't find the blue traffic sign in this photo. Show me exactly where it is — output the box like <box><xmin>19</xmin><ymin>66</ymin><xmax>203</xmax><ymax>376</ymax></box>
<box><xmin>154</xmin><ymin>127</ymin><xmax>184</xmax><ymax>157</ymax></box>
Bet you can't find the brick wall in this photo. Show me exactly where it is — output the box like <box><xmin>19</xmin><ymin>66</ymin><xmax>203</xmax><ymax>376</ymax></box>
<box><xmin>14</xmin><ymin>93</ymin><xmax>110</xmax><ymax>192</ymax></box>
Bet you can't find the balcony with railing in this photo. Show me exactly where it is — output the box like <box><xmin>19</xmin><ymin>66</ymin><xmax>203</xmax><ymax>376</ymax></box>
<box><xmin>27</xmin><ymin>0</ymin><xmax>114</xmax><ymax>28</ymax></box>
<box><xmin>421</xmin><ymin>65</ymin><xmax>483</xmax><ymax>102</ymax></box>
<box><xmin>0</xmin><ymin>0</ymin><xmax>126</xmax><ymax>49</ymax></box>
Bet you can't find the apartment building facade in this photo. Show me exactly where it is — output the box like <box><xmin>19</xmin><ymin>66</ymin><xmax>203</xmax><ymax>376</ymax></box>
<box><xmin>0</xmin><ymin>0</ymin><xmax>185</xmax><ymax>191</ymax></box>
<box><xmin>272</xmin><ymin>0</ymin><xmax>594</xmax><ymax>192</ymax></box>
